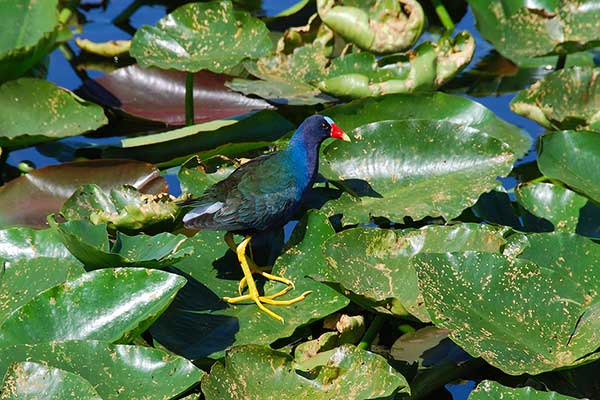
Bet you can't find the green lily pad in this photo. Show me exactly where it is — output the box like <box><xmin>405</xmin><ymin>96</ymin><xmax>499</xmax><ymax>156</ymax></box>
<box><xmin>415</xmin><ymin>232</ymin><xmax>600</xmax><ymax>375</ymax></box>
<box><xmin>0</xmin><ymin>340</ymin><xmax>202</xmax><ymax>400</ymax></box>
<box><xmin>0</xmin><ymin>0</ymin><xmax>60</xmax><ymax>82</ymax></box>
<box><xmin>0</xmin><ymin>268</ymin><xmax>186</xmax><ymax>348</ymax></box>
<box><xmin>150</xmin><ymin>211</ymin><xmax>348</xmax><ymax>359</ymax></box>
<box><xmin>178</xmin><ymin>155</ymin><xmax>238</xmax><ymax>197</ymax></box>
<box><xmin>60</xmin><ymin>184</ymin><xmax>179</xmax><ymax>233</ymax></box>
<box><xmin>0</xmin><ymin>361</ymin><xmax>102</xmax><ymax>400</ymax></box>
<box><xmin>322</xmin><ymin>91</ymin><xmax>531</xmax><ymax>159</ymax></box>
<box><xmin>320</xmin><ymin>119</ymin><xmax>515</xmax><ymax>224</ymax></box>
<box><xmin>130</xmin><ymin>1</ymin><xmax>271</xmax><ymax>73</ymax></box>
<box><xmin>0</xmin><ymin>257</ymin><xmax>84</xmax><ymax>326</ymax></box>
<box><xmin>320</xmin><ymin>224</ymin><xmax>506</xmax><ymax>321</ymax></box>
<box><xmin>316</xmin><ymin>0</ymin><xmax>424</xmax><ymax>53</ymax></box>
<box><xmin>470</xmin><ymin>380</ymin><xmax>580</xmax><ymax>399</ymax></box>
<box><xmin>0</xmin><ymin>159</ymin><xmax>167</xmax><ymax>229</ymax></box>
<box><xmin>52</xmin><ymin>219</ymin><xmax>193</xmax><ymax>269</ymax></box>
<box><xmin>468</xmin><ymin>0</ymin><xmax>600</xmax><ymax>64</ymax></box>
<box><xmin>0</xmin><ymin>78</ymin><xmax>108</xmax><ymax>148</ymax></box>
<box><xmin>510</xmin><ymin>66</ymin><xmax>600</xmax><ymax>131</ymax></box>
<box><xmin>0</xmin><ymin>226</ymin><xmax>77</xmax><ymax>261</ymax></box>
<box><xmin>318</xmin><ymin>32</ymin><xmax>475</xmax><ymax>98</ymax></box>
<box><xmin>201</xmin><ymin>344</ymin><xmax>409</xmax><ymax>399</ymax></box>
<box><xmin>538</xmin><ymin>130</ymin><xmax>600</xmax><ymax>203</ymax></box>
<box><xmin>515</xmin><ymin>182</ymin><xmax>589</xmax><ymax>232</ymax></box>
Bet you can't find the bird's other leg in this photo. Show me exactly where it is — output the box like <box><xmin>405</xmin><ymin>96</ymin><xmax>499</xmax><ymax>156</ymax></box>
<box><xmin>223</xmin><ymin>236</ymin><xmax>311</xmax><ymax>322</ymax></box>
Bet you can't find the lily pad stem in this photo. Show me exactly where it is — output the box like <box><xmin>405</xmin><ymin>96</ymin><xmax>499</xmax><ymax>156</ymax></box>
<box><xmin>430</xmin><ymin>0</ymin><xmax>454</xmax><ymax>31</ymax></box>
<box><xmin>358</xmin><ymin>315</ymin><xmax>385</xmax><ymax>350</ymax></box>
<box><xmin>185</xmin><ymin>72</ymin><xmax>195</xmax><ymax>126</ymax></box>
<box><xmin>556</xmin><ymin>54</ymin><xmax>566</xmax><ymax>70</ymax></box>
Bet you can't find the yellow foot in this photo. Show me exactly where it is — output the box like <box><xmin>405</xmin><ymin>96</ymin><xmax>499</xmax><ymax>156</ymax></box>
<box><xmin>224</xmin><ymin>234</ymin><xmax>311</xmax><ymax>322</ymax></box>
<box><xmin>224</xmin><ymin>290</ymin><xmax>312</xmax><ymax>322</ymax></box>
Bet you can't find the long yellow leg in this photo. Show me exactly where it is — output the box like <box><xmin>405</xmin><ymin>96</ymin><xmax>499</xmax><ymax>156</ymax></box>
<box><xmin>223</xmin><ymin>235</ymin><xmax>311</xmax><ymax>322</ymax></box>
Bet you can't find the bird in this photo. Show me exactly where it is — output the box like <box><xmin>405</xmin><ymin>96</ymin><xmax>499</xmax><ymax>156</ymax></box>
<box><xmin>181</xmin><ymin>115</ymin><xmax>350</xmax><ymax>321</ymax></box>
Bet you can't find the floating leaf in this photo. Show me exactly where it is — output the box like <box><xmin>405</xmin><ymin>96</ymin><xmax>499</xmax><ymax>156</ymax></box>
<box><xmin>318</xmin><ymin>32</ymin><xmax>475</xmax><ymax>98</ymax></box>
<box><xmin>538</xmin><ymin>130</ymin><xmax>600</xmax><ymax>203</ymax></box>
<box><xmin>510</xmin><ymin>66</ymin><xmax>600</xmax><ymax>131</ymax></box>
<box><xmin>515</xmin><ymin>182</ymin><xmax>590</xmax><ymax>233</ymax></box>
<box><xmin>468</xmin><ymin>0</ymin><xmax>600</xmax><ymax>63</ymax></box>
<box><xmin>0</xmin><ymin>361</ymin><xmax>102</xmax><ymax>400</ymax></box>
<box><xmin>320</xmin><ymin>224</ymin><xmax>506</xmax><ymax>320</ymax></box>
<box><xmin>470</xmin><ymin>380</ymin><xmax>580</xmax><ymax>400</ymax></box>
<box><xmin>0</xmin><ymin>226</ymin><xmax>76</xmax><ymax>261</ymax></box>
<box><xmin>75</xmin><ymin>38</ymin><xmax>130</xmax><ymax>57</ymax></box>
<box><xmin>320</xmin><ymin>119</ymin><xmax>514</xmax><ymax>223</ymax></box>
<box><xmin>0</xmin><ymin>0</ymin><xmax>60</xmax><ymax>82</ymax></box>
<box><xmin>81</xmin><ymin>65</ymin><xmax>273</xmax><ymax>125</ymax></box>
<box><xmin>178</xmin><ymin>155</ymin><xmax>238</xmax><ymax>197</ymax></box>
<box><xmin>0</xmin><ymin>257</ymin><xmax>84</xmax><ymax>326</ymax></box>
<box><xmin>0</xmin><ymin>160</ymin><xmax>167</xmax><ymax>228</ymax></box>
<box><xmin>390</xmin><ymin>326</ymin><xmax>450</xmax><ymax>366</ymax></box>
<box><xmin>130</xmin><ymin>1</ymin><xmax>271</xmax><ymax>73</ymax></box>
<box><xmin>0</xmin><ymin>78</ymin><xmax>107</xmax><ymax>148</ymax></box>
<box><xmin>415</xmin><ymin>232</ymin><xmax>600</xmax><ymax>375</ymax></box>
<box><xmin>151</xmin><ymin>212</ymin><xmax>348</xmax><ymax>359</ymax></box>
<box><xmin>60</xmin><ymin>184</ymin><xmax>179</xmax><ymax>233</ymax></box>
<box><xmin>0</xmin><ymin>340</ymin><xmax>202</xmax><ymax>400</ymax></box>
<box><xmin>0</xmin><ymin>268</ymin><xmax>186</xmax><ymax>347</ymax></box>
<box><xmin>202</xmin><ymin>344</ymin><xmax>409</xmax><ymax>399</ymax></box>
<box><xmin>322</xmin><ymin>92</ymin><xmax>531</xmax><ymax>160</ymax></box>
<box><xmin>53</xmin><ymin>219</ymin><xmax>193</xmax><ymax>269</ymax></box>
<box><xmin>316</xmin><ymin>0</ymin><xmax>424</xmax><ymax>53</ymax></box>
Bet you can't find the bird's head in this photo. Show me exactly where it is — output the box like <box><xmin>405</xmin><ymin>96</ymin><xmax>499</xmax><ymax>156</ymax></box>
<box><xmin>293</xmin><ymin>115</ymin><xmax>350</xmax><ymax>147</ymax></box>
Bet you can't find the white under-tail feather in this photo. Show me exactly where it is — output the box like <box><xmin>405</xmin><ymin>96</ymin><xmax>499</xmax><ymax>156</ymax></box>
<box><xmin>182</xmin><ymin>201</ymin><xmax>224</xmax><ymax>224</ymax></box>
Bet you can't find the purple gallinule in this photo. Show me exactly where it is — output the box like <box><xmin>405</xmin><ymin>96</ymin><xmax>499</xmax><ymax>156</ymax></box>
<box><xmin>182</xmin><ymin>115</ymin><xmax>350</xmax><ymax>321</ymax></box>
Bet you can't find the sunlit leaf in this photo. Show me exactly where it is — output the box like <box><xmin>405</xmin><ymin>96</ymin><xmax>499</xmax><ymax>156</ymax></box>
<box><xmin>0</xmin><ymin>268</ymin><xmax>186</xmax><ymax>347</ymax></box>
<box><xmin>201</xmin><ymin>344</ymin><xmax>409</xmax><ymax>399</ymax></box>
<box><xmin>0</xmin><ymin>78</ymin><xmax>107</xmax><ymax>148</ymax></box>
<box><xmin>0</xmin><ymin>361</ymin><xmax>102</xmax><ymax>400</ymax></box>
<box><xmin>130</xmin><ymin>0</ymin><xmax>271</xmax><ymax>73</ymax></box>
<box><xmin>0</xmin><ymin>340</ymin><xmax>202</xmax><ymax>400</ymax></box>
<box><xmin>470</xmin><ymin>380</ymin><xmax>580</xmax><ymax>399</ymax></box>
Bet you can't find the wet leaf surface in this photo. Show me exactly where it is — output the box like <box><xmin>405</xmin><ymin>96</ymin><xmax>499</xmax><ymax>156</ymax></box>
<box><xmin>320</xmin><ymin>119</ymin><xmax>515</xmax><ymax>223</ymax></box>
<box><xmin>0</xmin><ymin>268</ymin><xmax>186</xmax><ymax>347</ymax></box>
<box><xmin>510</xmin><ymin>66</ymin><xmax>600</xmax><ymax>131</ymax></box>
<box><xmin>0</xmin><ymin>160</ymin><xmax>167</xmax><ymax>228</ymax></box>
<box><xmin>150</xmin><ymin>212</ymin><xmax>348</xmax><ymax>359</ymax></box>
<box><xmin>415</xmin><ymin>232</ymin><xmax>600</xmax><ymax>375</ymax></box>
<box><xmin>468</xmin><ymin>0</ymin><xmax>600</xmax><ymax>63</ymax></box>
<box><xmin>130</xmin><ymin>1</ymin><xmax>271</xmax><ymax>73</ymax></box>
<box><xmin>0</xmin><ymin>361</ymin><xmax>102</xmax><ymax>400</ymax></box>
<box><xmin>0</xmin><ymin>340</ymin><xmax>202</xmax><ymax>400</ymax></box>
<box><xmin>201</xmin><ymin>344</ymin><xmax>409</xmax><ymax>399</ymax></box>
<box><xmin>538</xmin><ymin>130</ymin><xmax>600</xmax><ymax>203</ymax></box>
<box><xmin>0</xmin><ymin>78</ymin><xmax>107</xmax><ymax>148</ymax></box>
<box><xmin>470</xmin><ymin>380</ymin><xmax>580</xmax><ymax>399</ymax></box>
<box><xmin>0</xmin><ymin>226</ymin><xmax>77</xmax><ymax>262</ymax></box>
<box><xmin>320</xmin><ymin>224</ymin><xmax>506</xmax><ymax>320</ymax></box>
<box><xmin>81</xmin><ymin>64</ymin><xmax>273</xmax><ymax>125</ymax></box>
<box><xmin>53</xmin><ymin>219</ymin><xmax>193</xmax><ymax>269</ymax></box>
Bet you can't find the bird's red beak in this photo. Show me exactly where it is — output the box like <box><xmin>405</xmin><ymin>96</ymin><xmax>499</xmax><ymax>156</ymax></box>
<box><xmin>330</xmin><ymin>123</ymin><xmax>351</xmax><ymax>142</ymax></box>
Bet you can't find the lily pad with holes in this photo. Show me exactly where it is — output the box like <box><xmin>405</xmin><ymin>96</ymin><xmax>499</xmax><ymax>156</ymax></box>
<box><xmin>316</xmin><ymin>0</ymin><xmax>424</xmax><ymax>53</ymax></box>
<box><xmin>0</xmin><ymin>268</ymin><xmax>186</xmax><ymax>347</ymax></box>
<box><xmin>319</xmin><ymin>119</ymin><xmax>515</xmax><ymax>224</ymax></box>
<box><xmin>510</xmin><ymin>66</ymin><xmax>600</xmax><ymax>131</ymax></box>
<box><xmin>201</xmin><ymin>344</ymin><xmax>409</xmax><ymax>399</ymax></box>
<box><xmin>319</xmin><ymin>224</ymin><xmax>506</xmax><ymax>321</ymax></box>
<box><xmin>415</xmin><ymin>232</ymin><xmax>600</xmax><ymax>375</ymax></box>
<box><xmin>0</xmin><ymin>78</ymin><xmax>107</xmax><ymax>148</ymax></box>
<box><xmin>0</xmin><ymin>340</ymin><xmax>202</xmax><ymax>400</ymax></box>
<box><xmin>130</xmin><ymin>1</ymin><xmax>271</xmax><ymax>73</ymax></box>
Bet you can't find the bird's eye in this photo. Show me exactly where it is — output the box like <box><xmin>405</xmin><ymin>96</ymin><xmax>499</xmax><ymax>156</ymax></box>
<box><xmin>320</xmin><ymin>122</ymin><xmax>329</xmax><ymax>130</ymax></box>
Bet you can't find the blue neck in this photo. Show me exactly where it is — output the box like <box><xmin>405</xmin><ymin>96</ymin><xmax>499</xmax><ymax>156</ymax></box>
<box><xmin>286</xmin><ymin>130</ymin><xmax>322</xmax><ymax>190</ymax></box>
